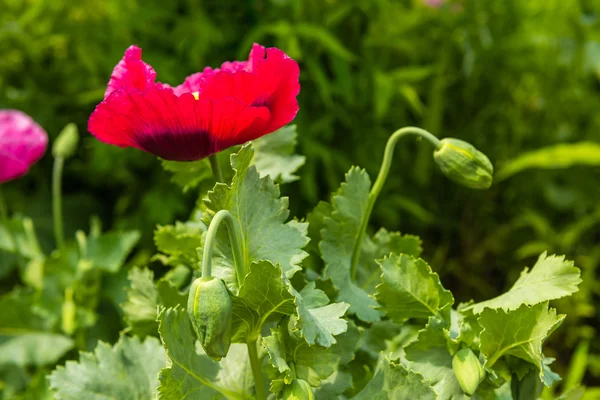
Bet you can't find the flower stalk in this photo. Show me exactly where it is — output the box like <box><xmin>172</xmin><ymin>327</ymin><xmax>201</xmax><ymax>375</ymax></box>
<box><xmin>350</xmin><ymin>127</ymin><xmax>442</xmax><ymax>280</ymax></box>
<box><xmin>52</xmin><ymin>156</ymin><xmax>65</xmax><ymax>251</ymax></box>
<box><xmin>209</xmin><ymin>154</ymin><xmax>224</xmax><ymax>183</ymax></box>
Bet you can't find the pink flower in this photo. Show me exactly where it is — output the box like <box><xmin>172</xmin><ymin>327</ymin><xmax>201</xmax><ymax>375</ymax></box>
<box><xmin>0</xmin><ymin>110</ymin><xmax>48</xmax><ymax>183</ymax></box>
<box><xmin>424</xmin><ymin>0</ymin><xmax>446</xmax><ymax>7</ymax></box>
<box><xmin>88</xmin><ymin>44</ymin><xmax>300</xmax><ymax>161</ymax></box>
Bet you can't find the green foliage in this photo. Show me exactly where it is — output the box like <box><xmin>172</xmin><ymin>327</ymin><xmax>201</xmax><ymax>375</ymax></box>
<box><xmin>497</xmin><ymin>142</ymin><xmax>600</xmax><ymax>181</ymax></box>
<box><xmin>1</xmin><ymin>0</ymin><xmax>599</xmax><ymax>397</ymax></box>
<box><xmin>376</xmin><ymin>254</ymin><xmax>453</xmax><ymax>323</ymax></box>
<box><xmin>48</xmin><ymin>335</ymin><xmax>166</xmax><ymax>400</ymax></box>
<box><xmin>203</xmin><ymin>144</ymin><xmax>309</xmax><ymax>280</ymax></box>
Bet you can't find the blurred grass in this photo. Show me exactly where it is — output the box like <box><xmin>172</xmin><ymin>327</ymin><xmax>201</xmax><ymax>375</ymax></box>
<box><xmin>1</xmin><ymin>0</ymin><xmax>600</xmax><ymax>393</ymax></box>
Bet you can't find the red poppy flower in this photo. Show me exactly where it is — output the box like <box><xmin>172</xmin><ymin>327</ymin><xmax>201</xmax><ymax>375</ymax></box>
<box><xmin>88</xmin><ymin>44</ymin><xmax>300</xmax><ymax>161</ymax></box>
<box><xmin>0</xmin><ymin>110</ymin><xmax>48</xmax><ymax>183</ymax></box>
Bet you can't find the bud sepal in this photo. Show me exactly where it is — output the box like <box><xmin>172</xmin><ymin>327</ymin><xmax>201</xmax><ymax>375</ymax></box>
<box><xmin>434</xmin><ymin>138</ymin><xmax>493</xmax><ymax>189</ymax></box>
<box><xmin>452</xmin><ymin>348</ymin><xmax>486</xmax><ymax>396</ymax></box>
<box><xmin>187</xmin><ymin>276</ymin><xmax>233</xmax><ymax>360</ymax></box>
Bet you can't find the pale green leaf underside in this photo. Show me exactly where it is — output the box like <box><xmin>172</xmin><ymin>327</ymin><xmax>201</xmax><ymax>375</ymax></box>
<box><xmin>231</xmin><ymin>261</ymin><xmax>296</xmax><ymax>342</ymax></box>
<box><xmin>479</xmin><ymin>302</ymin><xmax>565</xmax><ymax>380</ymax></box>
<box><xmin>376</xmin><ymin>253</ymin><xmax>453</xmax><ymax>323</ymax></box>
<box><xmin>468</xmin><ymin>252</ymin><xmax>580</xmax><ymax>314</ymax></box>
<box><xmin>49</xmin><ymin>335</ymin><xmax>165</xmax><ymax>400</ymax></box>
<box><xmin>354</xmin><ymin>357</ymin><xmax>437</xmax><ymax>400</ymax></box>
<box><xmin>252</xmin><ymin>125</ymin><xmax>306</xmax><ymax>183</ymax></box>
<box><xmin>496</xmin><ymin>141</ymin><xmax>600</xmax><ymax>181</ymax></box>
<box><xmin>204</xmin><ymin>144</ymin><xmax>309</xmax><ymax>280</ymax></box>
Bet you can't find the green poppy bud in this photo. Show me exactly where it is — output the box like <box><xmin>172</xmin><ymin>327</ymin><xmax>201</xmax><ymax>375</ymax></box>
<box><xmin>452</xmin><ymin>348</ymin><xmax>485</xmax><ymax>396</ymax></box>
<box><xmin>52</xmin><ymin>123</ymin><xmax>79</xmax><ymax>159</ymax></box>
<box><xmin>281</xmin><ymin>379</ymin><xmax>314</xmax><ymax>400</ymax></box>
<box><xmin>187</xmin><ymin>276</ymin><xmax>233</xmax><ymax>360</ymax></box>
<box><xmin>433</xmin><ymin>138</ymin><xmax>493</xmax><ymax>189</ymax></box>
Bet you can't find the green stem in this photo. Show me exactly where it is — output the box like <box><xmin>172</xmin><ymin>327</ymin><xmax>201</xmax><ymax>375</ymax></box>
<box><xmin>52</xmin><ymin>156</ymin><xmax>65</xmax><ymax>251</ymax></box>
<box><xmin>350</xmin><ymin>127</ymin><xmax>441</xmax><ymax>280</ymax></box>
<box><xmin>201</xmin><ymin>210</ymin><xmax>246</xmax><ymax>287</ymax></box>
<box><xmin>209</xmin><ymin>154</ymin><xmax>224</xmax><ymax>183</ymax></box>
<box><xmin>247</xmin><ymin>339</ymin><xmax>266</xmax><ymax>400</ymax></box>
<box><xmin>0</xmin><ymin>186</ymin><xmax>19</xmax><ymax>256</ymax></box>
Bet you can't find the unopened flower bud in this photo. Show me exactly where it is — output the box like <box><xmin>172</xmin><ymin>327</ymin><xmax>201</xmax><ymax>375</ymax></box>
<box><xmin>281</xmin><ymin>379</ymin><xmax>314</xmax><ymax>400</ymax></box>
<box><xmin>434</xmin><ymin>138</ymin><xmax>493</xmax><ymax>189</ymax></box>
<box><xmin>52</xmin><ymin>123</ymin><xmax>79</xmax><ymax>159</ymax></box>
<box><xmin>452</xmin><ymin>348</ymin><xmax>485</xmax><ymax>396</ymax></box>
<box><xmin>187</xmin><ymin>276</ymin><xmax>233</xmax><ymax>360</ymax></box>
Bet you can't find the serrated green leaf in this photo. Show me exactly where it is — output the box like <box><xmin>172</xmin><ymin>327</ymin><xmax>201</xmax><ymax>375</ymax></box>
<box><xmin>204</xmin><ymin>144</ymin><xmax>309</xmax><ymax>280</ymax></box>
<box><xmin>84</xmin><ymin>230</ymin><xmax>140</xmax><ymax>273</ymax></box>
<box><xmin>263</xmin><ymin>322</ymin><xmax>358</xmax><ymax>391</ymax></box>
<box><xmin>479</xmin><ymin>302</ymin><xmax>564</xmax><ymax>382</ymax></box>
<box><xmin>263</xmin><ymin>332</ymin><xmax>292</xmax><ymax>385</ymax></box>
<box><xmin>154</xmin><ymin>221</ymin><xmax>205</xmax><ymax>267</ymax></box>
<box><xmin>49</xmin><ymin>335</ymin><xmax>166</xmax><ymax>400</ymax></box>
<box><xmin>156</xmin><ymin>307</ymin><xmax>223</xmax><ymax>399</ymax></box>
<box><xmin>354</xmin><ymin>357</ymin><xmax>437</xmax><ymax>400</ymax></box>
<box><xmin>230</xmin><ymin>261</ymin><xmax>296</xmax><ymax>342</ymax></box>
<box><xmin>252</xmin><ymin>125</ymin><xmax>306</xmax><ymax>183</ymax></box>
<box><xmin>496</xmin><ymin>141</ymin><xmax>600</xmax><ymax>181</ymax></box>
<box><xmin>121</xmin><ymin>267</ymin><xmax>187</xmax><ymax>337</ymax></box>
<box><xmin>404</xmin><ymin>316</ymin><xmax>471</xmax><ymax>400</ymax></box>
<box><xmin>375</xmin><ymin>254</ymin><xmax>453</xmax><ymax>323</ymax></box>
<box><xmin>467</xmin><ymin>253</ymin><xmax>580</xmax><ymax>314</ymax></box>
<box><xmin>293</xmin><ymin>282</ymin><xmax>349</xmax><ymax>347</ymax></box>
<box><xmin>320</xmin><ymin>167</ymin><xmax>422</xmax><ymax>323</ymax></box>
<box><xmin>320</xmin><ymin>167</ymin><xmax>377</xmax><ymax>322</ymax></box>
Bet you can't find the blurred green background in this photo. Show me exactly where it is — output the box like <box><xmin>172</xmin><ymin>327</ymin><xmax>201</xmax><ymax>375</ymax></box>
<box><xmin>1</xmin><ymin>0</ymin><xmax>600</xmax><ymax>397</ymax></box>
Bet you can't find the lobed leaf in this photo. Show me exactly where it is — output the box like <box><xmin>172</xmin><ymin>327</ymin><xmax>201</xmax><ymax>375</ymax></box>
<box><xmin>354</xmin><ymin>357</ymin><xmax>437</xmax><ymax>400</ymax></box>
<box><xmin>478</xmin><ymin>302</ymin><xmax>564</xmax><ymax>384</ymax></box>
<box><xmin>49</xmin><ymin>335</ymin><xmax>166</xmax><ymax>400</ymax></box>
<box><xmin>203</xmin><ymin>144</ymin><xmax>309</xmax><ymax>281</ymax></box>
<box><xmin>375</xmin><ymin>253</ymin><xmax>453</xmax><ymax>323</ymax></box>
<box><xmin>467</xmin><ymin>253</ymin><xmax>580</xmax><ymax>314</ymax></box>
<box><xmin>230</xmin><ymin>261</ymin><xmax>296</xmax><ymax>342</ymax></box>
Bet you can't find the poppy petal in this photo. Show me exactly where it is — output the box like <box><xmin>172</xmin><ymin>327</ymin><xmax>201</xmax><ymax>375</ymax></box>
<box><xmin>0</xmin><ymin>110</ymin><xmax>48</xmax><ymax>183</ymax></box>
<box><xmin>193</xmin><ymin>43</ymin><xmax>299</xmax><ymax>134</ymax></box>
<box><xmin>105</xmin><ymin>45</ymin><xmax>158</xmax><ymax>99</ymax></box>
<box><xmin>89</xmin><ymin>86</ymin><xmax>270</xmax><ymax>161</ymax></box>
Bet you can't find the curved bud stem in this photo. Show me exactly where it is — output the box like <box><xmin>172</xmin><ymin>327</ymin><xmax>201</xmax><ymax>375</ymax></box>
<box><xmin>350</xmin><ymin>127</ymin><xmax>441</xmax><ymax>280</ymax></box>
<box><xmin>201</xmin><ymin>210</ymin><xmax>245</xmax><ymax>287</ymax></box>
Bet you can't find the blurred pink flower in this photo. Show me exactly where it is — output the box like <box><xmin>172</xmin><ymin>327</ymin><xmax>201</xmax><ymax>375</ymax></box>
<box><xmin>424</xmin><ymin>0</ymin><xmax>445</xmax><ymax>7</ymax></box>
<box><xmin>0</xmin><ymin>110</ymin><xmax>48</xmax><ymax>183</ymax></box>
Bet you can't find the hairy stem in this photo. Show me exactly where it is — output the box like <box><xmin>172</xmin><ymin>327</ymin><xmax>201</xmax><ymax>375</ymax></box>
<box><xmin>247</xmin><ymin>339</ymin><xmax>266</xmax><ymax>400</ymax></box>
<box><xmin>201</xmin><ymin>210</ymin><xmax>245</xmax><ymax>286</ymax></box>
<box><xmin>350</xmin><ymin>127</ymin><xmax>441</xmax><ymax>280</ymax></box>
<box><xmin>52</xmin><ymin>156</ymin><xmax>65</xmax><ymax>251</ymax></box>
<box><xmin>209</xmin><ymin>154</ymin><xmax>224</xmax><ymax>183</ymax></box>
